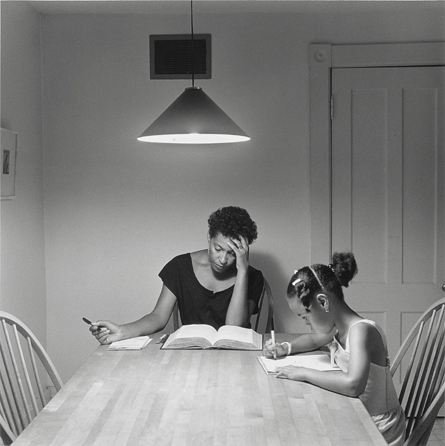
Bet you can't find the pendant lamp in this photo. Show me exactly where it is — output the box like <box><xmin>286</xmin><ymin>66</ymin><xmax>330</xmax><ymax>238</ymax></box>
<box><xmin>137</xmin><ymin>2</ymin><xmax>250</xmax><ymax>144</ymax></box>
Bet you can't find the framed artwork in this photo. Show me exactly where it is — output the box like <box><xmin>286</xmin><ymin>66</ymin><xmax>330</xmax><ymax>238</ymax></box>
<box><xmin>1</xmin><ymin>128</ymin><xmax>18</xmax><ymax>199</ymax></box>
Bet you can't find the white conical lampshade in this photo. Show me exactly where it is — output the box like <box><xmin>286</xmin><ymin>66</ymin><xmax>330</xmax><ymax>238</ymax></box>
<box><xmin>137</xmin><ymin>87</ymin><xmax>250</xmax><ymax>144</ymax></box>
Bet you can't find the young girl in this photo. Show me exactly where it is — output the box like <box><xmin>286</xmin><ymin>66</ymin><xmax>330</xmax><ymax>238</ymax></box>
<box><xmin>264</xmin><ymin>252</ymin><xmax>406</xmax><ymax>446</ymax></box>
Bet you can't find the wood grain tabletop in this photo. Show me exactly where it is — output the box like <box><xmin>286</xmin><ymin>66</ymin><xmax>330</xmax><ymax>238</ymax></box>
<box><xmin>12</xmin><ymin>333</ymin><xmax>387</xmax><ymax>446</ymax></box>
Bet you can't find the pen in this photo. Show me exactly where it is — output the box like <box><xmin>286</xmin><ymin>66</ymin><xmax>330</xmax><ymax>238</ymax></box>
<box><xmin>271</xmin><ymin>329</ymin><xmax>276</xmax><ymax>360</ymax></box>
<box><xmin>156</xmin><ymin>333</ymin><xmax>170</xmax><ymax>344</ymax></box>
<box><xmin>82</xmin><ymin>317</ymin><xmax>104</xmax><ymax>328</ymax></box>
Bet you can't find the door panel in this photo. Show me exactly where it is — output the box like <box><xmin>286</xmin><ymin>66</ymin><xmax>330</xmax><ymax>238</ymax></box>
<box><xmin>403</xmin><ymin>87</ymin><xmax>440</xmax><ymax>283</ymax></box>
<box><xmin>331</xmin><ymin>67</ymin><xmax>444</xmax><ymax>371</ymax></box>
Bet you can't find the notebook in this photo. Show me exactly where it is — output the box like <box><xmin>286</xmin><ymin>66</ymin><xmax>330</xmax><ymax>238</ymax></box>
<box><xmin>108</xmin><ymin>336</ymin><xmax>152</xmax><ymax>351</ymax></box>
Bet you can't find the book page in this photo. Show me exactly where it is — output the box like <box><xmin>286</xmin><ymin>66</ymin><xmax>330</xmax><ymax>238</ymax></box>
<box><xmin>162</xmin><ymin>324</ymin><xmax>218</xmax><ymax>349</ymax></box>
<box><xmin>214</xmin><ymin>326</ymin><xmax>262</xmax><ymax>350</ymax></box>
<box><xmin>257</xmin><ymin>352</ymin><xmax>340</xmax><ymax>374</ymax></box>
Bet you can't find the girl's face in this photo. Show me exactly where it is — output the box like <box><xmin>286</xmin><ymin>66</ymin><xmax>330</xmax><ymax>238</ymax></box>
<box><xmin>207</xmin><ymin>232</ymin><xmax>237</xmax><ymax>273</ymax></box>
<box><xmin>287</xmin><ymin>294</ymin><xmax>334</xmax><ymax>334</ymax></box>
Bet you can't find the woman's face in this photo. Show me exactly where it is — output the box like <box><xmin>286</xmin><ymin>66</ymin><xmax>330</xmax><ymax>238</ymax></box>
<box><xmin>207</xmin><ymin>232</ymin><xmax>237</xmax><ymax>274</ymax></box>
<box><xmin>287</xmin><ymin>295</ymin><xmax>333</xmax><ymax>334</ymax></box>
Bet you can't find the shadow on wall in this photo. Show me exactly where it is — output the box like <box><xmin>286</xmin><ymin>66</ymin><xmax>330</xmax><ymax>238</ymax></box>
<box><xmin>250</xmin><ymin>250</ymin><xmax>295</xmax><ymax>332</ymax></box>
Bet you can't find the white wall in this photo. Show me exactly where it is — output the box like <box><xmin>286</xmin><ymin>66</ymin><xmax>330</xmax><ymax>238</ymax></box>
<box><xmin>0</xmin><ymin>2</ymin><xmax>47</xmax><ymax>344</ymax></box>
<box><xmin>2</xmin><ymin>1</ymin><xmax>444</xmax><ymax>383</ymax></box>
<box><xmin>41</xmin><ymin>11</ymin><xmax>306</xmax><ymax>382</ymax></box>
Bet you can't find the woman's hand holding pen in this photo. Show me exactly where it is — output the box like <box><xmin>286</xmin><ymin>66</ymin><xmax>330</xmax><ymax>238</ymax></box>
<box><xmin>263</xmin><ymin>338</ymin><xmax>287</xmax><ymax>359</ymax></box>
<box><xmin>89</xmin><ymin>320</ymin><xmax>122</xmax><ymax>345</ymax></box>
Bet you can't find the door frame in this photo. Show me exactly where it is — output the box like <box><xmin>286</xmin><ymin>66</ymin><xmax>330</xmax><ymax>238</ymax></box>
<box><xmin>308</xmin><ymin>42</ymin><xmax>445</xmax><ymax>264</ymax></box>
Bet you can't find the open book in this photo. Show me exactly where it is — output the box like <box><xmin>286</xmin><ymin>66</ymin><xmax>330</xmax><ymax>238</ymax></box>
<box><xmin>257</xmin><ymin>351</ymin><xmax>340</xmax><ymax>374</ymax></box>
<box><xmin>162</xmin><ymin>324</ymin><xmax>263</xmax><ymax>350</ymax></box>
<box><xmin>108</xmin><ymin>336</ymin><xmax>152</xmax><ymax>351</ymax></box>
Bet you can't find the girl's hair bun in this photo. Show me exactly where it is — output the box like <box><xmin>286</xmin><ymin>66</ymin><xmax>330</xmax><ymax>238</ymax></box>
<box><xmin>330</xmin><ymin>252</ymin><xmax>358</xmax><ymax>288</ymax></box>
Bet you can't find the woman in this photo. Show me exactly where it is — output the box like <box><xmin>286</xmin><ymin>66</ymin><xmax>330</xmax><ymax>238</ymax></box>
<box><xmin>90</xmin><ymin>206</ymin><xmax>264</xmax><ymax>344</ymax></box>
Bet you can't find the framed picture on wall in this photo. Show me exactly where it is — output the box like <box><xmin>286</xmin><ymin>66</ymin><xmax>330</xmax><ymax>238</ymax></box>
<box><xmin>1</xmin><ymin>128</ymin><xmax>18</xmax><ymax>199</ymax></box>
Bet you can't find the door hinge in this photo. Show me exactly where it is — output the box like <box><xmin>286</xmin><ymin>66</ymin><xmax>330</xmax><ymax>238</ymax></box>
<box><xmin>330</xmin><ymin>96</ymin><xmax>334</xmax><ymax>120</ymax></box>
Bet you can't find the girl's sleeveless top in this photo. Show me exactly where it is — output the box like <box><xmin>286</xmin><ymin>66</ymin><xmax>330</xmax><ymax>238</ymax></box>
<box><xmin>328</xmin><ymin>319</ymin><xmax>406</xmax><ymax>446</ymax></box>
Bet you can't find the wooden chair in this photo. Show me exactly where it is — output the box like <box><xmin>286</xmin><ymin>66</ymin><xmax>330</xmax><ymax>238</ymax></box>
<box><xmin>173</xmin><ymin>277</ymin><xmax>274</xmax><ymax>333</ymax></box>
<box><xmin>390</xmin><ymin>297</ymin><xmax>445</xmax><ymax>446</ymax></box>
<box><xmin>0</xmin><ymin>413</ymin><xmax>15</xmax><ymax>445</ymax></box>
<box><xmin>0</xmin><ymin>312</ymin><xmax>63</xmax><ymax>443</ymax></box>
<box><xmin>251</xmin><ymin>277</ymin><xmax>274</xmax><ymax>333</ymax></box>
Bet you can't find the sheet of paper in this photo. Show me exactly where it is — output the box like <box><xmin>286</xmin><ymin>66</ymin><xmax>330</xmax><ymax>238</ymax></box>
<box><xmin>257</xmin><ymin>352</ymin><xmax>340</xmax><ymax>374</ymax></box>
<box><xmin>108</xmin><ymin>336</ymin><xmax>152</xmax><ymax>350</ymax></box>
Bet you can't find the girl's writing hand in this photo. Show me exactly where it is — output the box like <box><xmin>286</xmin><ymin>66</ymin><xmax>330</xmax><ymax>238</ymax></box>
<box><xmin>275</xmin><ymin>365</ymin><xmax>307</xmax><ymax>381</ymax></box>
<box><xmin>263</xmin><ymin>339</ymin><xmax>287</xmax><ymax>358</ymax></box>
<box><xmin>227</xmin><ymin>236</ymin><xmax>249</xmax><ymax>273</ymax></box>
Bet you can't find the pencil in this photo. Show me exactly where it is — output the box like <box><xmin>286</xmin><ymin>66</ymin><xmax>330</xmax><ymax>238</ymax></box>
<box><xmin>271</xmin><ymin>329</ymin><xmax>276</xmax><ymax>360</ymax></box>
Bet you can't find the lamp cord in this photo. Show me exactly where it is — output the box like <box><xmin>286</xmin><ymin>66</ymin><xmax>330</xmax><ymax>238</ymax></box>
<box><xmin>190</xmin><ymin>0</ymin><xmax>195</xmax><ymax>87</ymax></box>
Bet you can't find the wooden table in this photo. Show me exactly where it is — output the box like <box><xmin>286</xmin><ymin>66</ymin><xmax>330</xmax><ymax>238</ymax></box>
<box><xmin>13</xmin><ymin>334</ymin><xmax>386</xmax><ymax>446</ymax></box>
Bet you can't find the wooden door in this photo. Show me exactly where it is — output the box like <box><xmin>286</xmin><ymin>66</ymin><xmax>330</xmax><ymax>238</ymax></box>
<box><xmin>331</xmin><ymin>66</ymin><xmax>445</xmax><ymax>369</ymax></box>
